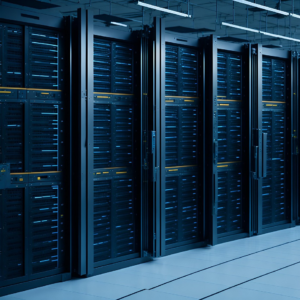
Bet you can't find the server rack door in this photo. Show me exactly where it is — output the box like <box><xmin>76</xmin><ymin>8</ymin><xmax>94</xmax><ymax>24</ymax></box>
<box><xmin>203</xmin><ymin>36</ymin><xmax>250</xmax><ymax>245</ymax></box>
<box><xmin>0</xmin><ymin>20</ymin><xmax>69</xmax><ymax>292</ymax></box>
<box><xmin>251</xmin><ymin>46</ymin><xmax>294</xmax><ymax>234</ymax></box>
<box><xmin>159</xmin><ymin>24</ymin><xmax>205</xmax><ymax>256</ymax></box>
<box><xmin>216</xmin><ymin>50</ymin><xmax>246</xmax><ymax>241</ymax></box>
<box><xmin>90</xmin><ymin>27</ymin><xmax>143</xmax><ymax>271</ymax></box>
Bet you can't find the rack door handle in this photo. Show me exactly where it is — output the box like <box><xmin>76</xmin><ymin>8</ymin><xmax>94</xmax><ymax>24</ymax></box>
<box><xmin>262</xmin><ymin>133</ymin><xmax>267</xmax><ymax>178</ymax></box>
<box><xmin>151</xmin><ymin>131</ymin><xmax>156</xmax><ymax>182</ymax></box>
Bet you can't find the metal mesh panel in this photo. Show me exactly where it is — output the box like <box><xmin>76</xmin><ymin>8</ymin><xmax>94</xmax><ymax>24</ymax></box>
<box><xmin>165</xmin><ymin>45</ymin><xmax>197</xmax><ymax>97</ymax></box>
<box><xmin>0</xmin><ymin>23</ymin><xmax>23</xmax><ymax>87</ymax></box>
<box><xmin>0</xmin><ymin>102</ymin><xmax>24</xmax><ymax>173</ymax></box>
<box><xmin>0</xmin><ymin>189</ymin><xmax>24</xmax><ymax>280</ymax></box>
<box><xmin>28</xmin><ymin>28</ymin><xmax>59</xmax><ymax>89</ymax></box>
<box><xmin>94</xmin><ymin>177</ymin><xmax>135</xmax><ymax>262</ymax></box>
<box><xmin>165</xmin><ymin>174</ymin><xmax>198</xmax><ymax>245</ymax></box>
<box><xmin>94</xmin><ymin>38</ymin><xmax>133</xmax><ymax>93</ymax></box>
<box><xmin>262</xmin><ymin>110</ymin><xmax>286</xmax><ymax>225</ymax></box>
<box><xmin>31</xmin><ymin>103</ymin><xmax>59</xmax><ymax>172</ymax></box>
<box><xmin>217</xmin><ymin>171</ymin><xmax>243</xmax><ymax>234</ymax></box>
<box><xmin>31</xmin><ymin>185</ymin><xmax>61</xmax><ymax>274</ymax></box>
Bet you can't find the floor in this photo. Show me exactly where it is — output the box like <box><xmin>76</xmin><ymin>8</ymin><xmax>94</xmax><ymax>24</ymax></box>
<box><xmin>3</xmin><ymin>227</ymin><xmax>300</xmax><ymax>300</ymax></box>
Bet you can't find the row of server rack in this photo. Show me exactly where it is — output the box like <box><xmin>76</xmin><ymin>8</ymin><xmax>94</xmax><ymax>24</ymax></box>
<box><xmin>0</xmin><ymin>8</ymin><xmax>299</xmax><ymax>296</ymax></box>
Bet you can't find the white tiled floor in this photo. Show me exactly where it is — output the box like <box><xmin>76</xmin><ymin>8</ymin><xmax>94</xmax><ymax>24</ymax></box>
<box><xmin>3</xmin><ymin>227</ymin><xmax>300</xmax><ymax>300</ymax></box>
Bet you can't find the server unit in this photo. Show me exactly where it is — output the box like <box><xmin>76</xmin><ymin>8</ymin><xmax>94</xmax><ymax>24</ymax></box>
<box><xmin>152</xmin><ymin>19</ymin><xmax>205</xmax><ymax>256</ymax></box>
<box><xmin>202</xmin><ymin>36</ymin><xmax>250</xmax><ymax>245</ymax></box>
<box><xmin>0</xmin><ymin>15</ymin><xmax>70</xmax><ymax>295</ymax></box>
<box><xmin>250</xmin><ymin>45</ymin><xmax>297</xmax><ymax>234</ymax></box>
<box><xmin>75</xmin><ymin>9</ymin><xmax>151</xmax><ymax>277</ymax></box>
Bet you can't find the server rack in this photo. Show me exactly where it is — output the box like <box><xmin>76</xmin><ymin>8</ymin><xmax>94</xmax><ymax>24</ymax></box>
<box><xmin>75</xmin><ymin>9</ymin><xmax>151</xmax><ymax>277</ymax></box>
<box><xmin>0</xmin><ymin>10</ymin><xmax>71</xmax><ymax>296</ymax></box>
<box><xmin>202</xmin><ymin>36</ymin><xmax>250</xmax><ymax>245</ymax></box>
<box><xmin>152</xmin><ymin>19</ymin><xmax>206</xmax><ymax>257</ymax></box>
<box><xmin>250</xmin><ymin>45</ymin><xmax>296</xmax><ymax>235</ymax></box>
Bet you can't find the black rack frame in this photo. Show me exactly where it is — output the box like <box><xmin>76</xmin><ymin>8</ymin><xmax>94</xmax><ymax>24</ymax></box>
<box><xmin>250</xmin><ymin>45</ymin><xmax>297</xmax><ymax>235</ymax></box>
<box><xmin>0</xmin><ymin>7</ymin><xmax>72</xmax><ymax>297</ymax></box>
<box><xmin>152</xmin><ymin>18</ymin><xmax>206</xmax><ymax>257</ymax></box>
<box><xmin>74</xmin><ymin>8</ymin><xmax>152</xmax><ymax>278</ymax></box>
<box><xmin>201</xmin><ymin>35</ymin><xmax>250</xmax><ymax>245</ymax></box>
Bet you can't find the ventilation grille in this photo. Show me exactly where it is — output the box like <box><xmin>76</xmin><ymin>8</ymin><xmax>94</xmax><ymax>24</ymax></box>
<box><xmin>28</xmin><ymin>28</ymin><xmax>59</xmax><ymax>89</ymax></box>
<box><xmin>94</xmin><ymin>180</ymin><xmax>112</xmax><ymax>262</ymax></box>
<box><xmin>0</xmin><ymin>23</ymin><xmax>23</xmax><ymax>87</ymax></box>
<box><xmin>31</xmin><ymin>185</ymin><xmax>60</xmax><ymax>274</ymax></box>
<box><xmin>165</xmin><ymin>45</ymin><xmax>198</xmax><ymax>97</ymax></box>
<box><xmin>1</xmin><ymin>189</ymin><xmax>24</xmax><ymax>280</ymax></box>
<box><xmin>94</xmin><ymin>39</ymin><xmax>111</xmax><ymax>93</ymax></box>
<box><xmin>3</xmin><ymin>103</ymin><xmax>24</xmax><ymax>172</ymax></box>
<box><xmin>217</xmin><ymin>110</ymin><xmax>242</xmax><ymax>162</ymax></box>
<box><xmin>94</xmin><ymin>38</ymin><xmax>133</xmax><ymax>94</ymax></box>
<box><xmin>262</xmin><ymin>110</ymin><xmax>286</xmax><ymax>225</ymax></box>
<box><xmin>31</xmin><ymin>103</ymin><xmax>59</xmax><ymax>172</ymax></box>
<box><xmin>165</xmin><ymin>45</ymin><xmax>178</xmax><ymax>96</ymax></box>
<box><xmin>217</xmin><ymin>170</ymin><xmax>243</xmax><ymax>234</ymax></box>
<box><xmin>217</xmin><ymin>51</ymin><xmax>242</xmax><ymax>100</ymax></box>
<box><xmin>165</xmin><ymin>175</ymin><xmax>198</xmax><ymax>246</ymax></box>
<box><xmin>94</xmin><ymin>104</ymin><xmax>133</xmax><ymax>169</ymax></box>
<box><xmin>165</xmin><ymin>106</ymin><xmax>198</xmax><ymax>167</ymax></box>
<box><xmin>262</xmin><ymin>58</ymin><xmax>286</xmax><ymax>102</ymax></box>
<box><xmin>94</xmin><ymin>178</ymin><xmax>136</xmax><ymax>262</ymax></box>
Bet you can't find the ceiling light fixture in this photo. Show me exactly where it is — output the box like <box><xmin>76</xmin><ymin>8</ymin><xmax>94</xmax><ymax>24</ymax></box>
<box><xmin>110</xmin><ymin>21</ymin><xmax>127</xmax><ymax>27</ymax></box>
<box><xmin>137</xmin><ymin>1</ymin><xmax>191</xmax><ymax>18</ymax></box>
<box><xmin>222</xmin><ymin>22</ymin><xmax>300</xmax><ymax>43</ymax></box>
<box><xmin>222</xmin><ymin>22</ymin><xmax>259</xmax><ymax>33</ymax></box>
<box><xmin>233</xmin><ymin>0</ymin><xmax>289</xmax><ymax>16</ymax></box>
<box><xmin>290</xmin><ymin>13</ymin><xmax>300</xmax><ymax>19</ymax></box>
<box><xmin>260</xmin><ymin>31</ymin><xmax>300</xmax><ymax>43</ymax></box>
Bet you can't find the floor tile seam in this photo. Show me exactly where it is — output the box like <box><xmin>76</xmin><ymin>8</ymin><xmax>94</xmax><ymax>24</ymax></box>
<box><xmin>84</xmin><ymin>276</ymin><xmax>149</xmax><ymax>290</ymax></box>
<box><xmin>239</xmin><ymin>279</ymin><xmax>300</xmax><ymax>294</ymax></box>
<box><xmin>48</xmin><ymin>285</ymin><xmax>116</xmax><ymax>300</ymax></box>
<box><xmin>116</xmin><ymin>289</ymin><xmax>146</xmax><ymax>300</ymax></box>
<box><xmin>147</xmin><ymin>238</ymin><xmax>300</xmax><ymax>290</ymax></box>
<box><xmin>199</xmin><ymin>261</ymin><xmax>300</xmax><ymax>300</ymax></box>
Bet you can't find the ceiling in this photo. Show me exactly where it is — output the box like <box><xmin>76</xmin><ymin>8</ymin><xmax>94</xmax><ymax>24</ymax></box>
<box><xmin>1</xmin><ymin>0</ymin><xmax>300</xmax><ymax>50</ymax></box>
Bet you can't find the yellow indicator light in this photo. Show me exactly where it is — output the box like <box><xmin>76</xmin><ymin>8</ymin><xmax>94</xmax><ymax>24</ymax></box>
<box><xmin>41</xmin><ymin>92</ymin><xmax>49</xmax><ymax>95</ymax></box>
<box><xmin>166</xmin><ymin>100</ymin><xmax>174</xmax><ymax>102</ymax></box>
<box><xmin>103</xmin><ymin>172</ymin><xmax>109</xmax><ymax>174</ymax></box>
<box><xmin>97</xmin><ymin>96</ymin><xmax>109</xmax><ymax>98</ymax></box>
<box><xmin>96</xmin><ymin>172</ymin><xmax>101</xmax><ymax>175</ymax></box>
<box><xmin>143</xmin><ymin>93</ymin><xmax>148</xmax><ymax>95</ymax></box>
<box><xmin>217</xmin><ymin>165</ymin><xmax>228</xmax><ymax>168</ymax></box>
<box><xmin>184</xmin><ymin>100</ymin><xmax>194</xmax><ymax>102</ymax></box>
<box><xmin>1</xmin><ymin>169</ymin><xmax>5</xmax><ymax>173</ymax></box>
<box><xmin>19</xmin><ymin>178</ymin><xmax>23</xmax><ymax>182</ymax></box>
<box><xmin>169</xmin><ymin>169</ymin><xmax>178</xmax><ymax>172</ymax></box>
<box><xmin>116</xmin><ymin>171</ymin><xmax>127</xmax><ymax>174</ymax></box>
<box><xmin>220</xmin><ymin>104</ymin><xmax>229</xmax><ymax>106</ymax></box>
<box><xmin>0</xmin><ymin>91</ymin><xmax>11</xmax><ymax>93</ymax></box>
<box><xmin>37</xmin><ymin>177</ymin><xmax>41</xmax><ymax>180</ymax></box>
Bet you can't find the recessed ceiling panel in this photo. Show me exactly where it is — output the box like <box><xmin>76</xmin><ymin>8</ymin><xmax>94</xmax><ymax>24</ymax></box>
<box><xmin>94</xmin><ymin>14</ymin><xmax>132</xmax><ymax>23</ymax></box>
<box><xmin>166</xmin><ymin>26</ymin><xmax>214</xmax><ymax>33</ymax></box>
<box><xmin>3</xmin><ymin>0</ymin><xmax>60</xmax><ymax>9</ymax></box>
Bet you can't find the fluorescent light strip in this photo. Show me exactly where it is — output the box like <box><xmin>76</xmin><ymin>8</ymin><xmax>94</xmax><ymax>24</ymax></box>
<box><xmin>222</xmin><ymin>22</ymin><xmax>259</xmax><ymax>33</ymax></box>
<box><xmin>137</xmin><ymin>1</ymin><xmax>191</xmax><ymax>18</ymax></box>
<box><xmin>110</xmin><ymin>21</ymin><xmax>127</xmax><ymax>27</ymax></box>
<box><xmin>290</xmin><ymin>13</ymin><xmax>300</xmax><ymax>19</ymax></box>
<box><xmin>233</xmin><ymin>0</ymin><xmax>289</xmax><ymax>16</ymax></box>
<box><xmin>260</xmin><ymin>31</ymin><xmax>300</xmax><ymax>42</ymax></box>
<box><xmin>222</xmin><ymin>22</ymin><xmax>300</xmax><ymax>43</ymax></box>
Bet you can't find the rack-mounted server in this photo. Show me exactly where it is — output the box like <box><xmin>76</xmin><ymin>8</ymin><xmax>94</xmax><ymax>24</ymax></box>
<box><xmin>92</xmin><ymin>36</ymin><xmax>139</xmax><ymax>266</ymax></box>
<box><xmin>0</xmin><ymin>22</ymin><xmax>68</xmax><ymax>292</ymax></box>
